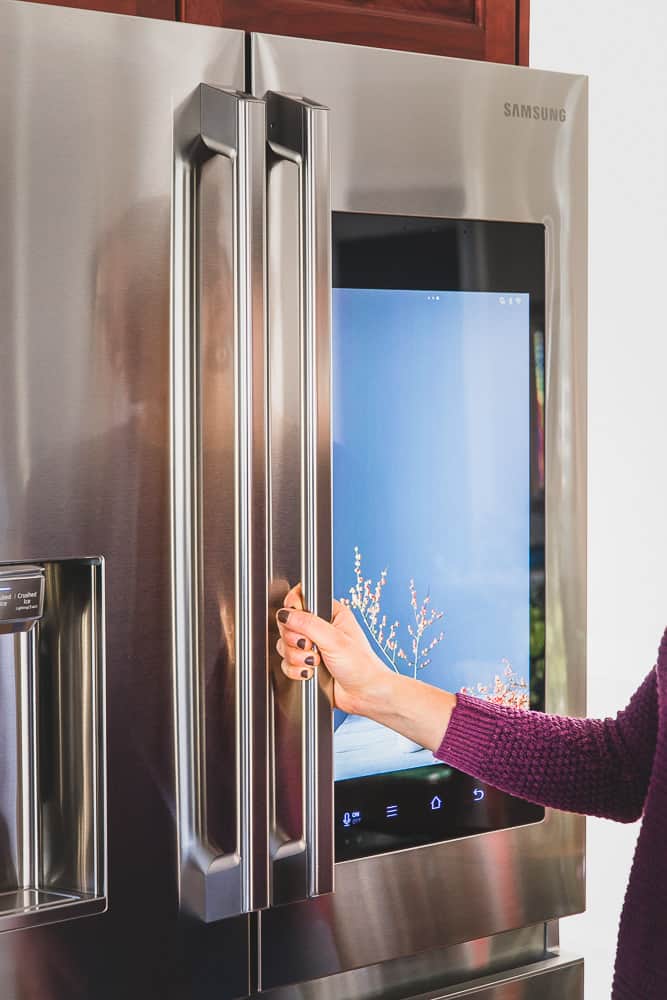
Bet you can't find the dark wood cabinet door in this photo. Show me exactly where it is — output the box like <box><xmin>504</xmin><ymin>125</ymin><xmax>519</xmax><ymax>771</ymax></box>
<box><xmin>30</xmin><ymin>0</ymin><xmax>175</xmax><ymax>19</ymax></box>
<box><xmin>181</xmin><ymin>0</ymin><xmax>529</xmax><ymax>65</ymax></box>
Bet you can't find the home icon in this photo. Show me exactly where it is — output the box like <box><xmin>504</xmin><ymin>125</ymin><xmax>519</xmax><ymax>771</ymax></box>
<box><xmin>430</xmin><ymin>795</ymin><xmax>443</xmax><ymax>811</ymax></box>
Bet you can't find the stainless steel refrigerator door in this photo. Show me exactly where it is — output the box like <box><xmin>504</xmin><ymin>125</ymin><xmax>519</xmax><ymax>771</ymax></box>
<box><xmin>253</xmin><ymin>35</ymin><xmax>587</xmax><ymax>989</ymax></box>
<box><xmin>0</xmin><ymin>3</ymin><xmax>250</xmax><ymax>997</ymax></box>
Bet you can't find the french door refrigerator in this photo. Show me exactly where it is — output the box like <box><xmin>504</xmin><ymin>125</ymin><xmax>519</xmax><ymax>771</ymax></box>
<box><xmin>0</xmin><ymin>2</ymin><xmax>587</xmax><ymax>998</ymax></box>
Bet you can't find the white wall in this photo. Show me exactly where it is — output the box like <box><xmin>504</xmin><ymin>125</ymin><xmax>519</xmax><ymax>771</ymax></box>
<box><xmin>530</xmin><ymin>2</ymin><xmax>667</xmax><ymax>996</ymax></box>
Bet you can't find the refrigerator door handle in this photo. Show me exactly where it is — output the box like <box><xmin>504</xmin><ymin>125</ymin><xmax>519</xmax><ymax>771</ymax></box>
<box><xmin>266</xmin><ymin>92</ymin><xmax>334</xmax><ymax>901</ymax></box>
<box><xmin>172</xmin><ymin>85</ymin><xmax>269</xmax><ymax>921</ymax></box>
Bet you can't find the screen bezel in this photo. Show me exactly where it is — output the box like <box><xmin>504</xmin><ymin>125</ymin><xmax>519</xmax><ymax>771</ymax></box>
<box><xmin>332</xmin><ymin>212</ymin><xmax>546</xmax><ymax>863</ymax></box>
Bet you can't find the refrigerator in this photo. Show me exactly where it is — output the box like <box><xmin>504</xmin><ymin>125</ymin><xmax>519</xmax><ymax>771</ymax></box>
<box><xmin>0</xmin><ymin>2</ymin><xmax>587</xmax><ymax>997</ymax></box>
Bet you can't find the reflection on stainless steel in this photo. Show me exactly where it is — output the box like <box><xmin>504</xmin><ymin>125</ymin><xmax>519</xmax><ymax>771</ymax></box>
<box><xmin>172</xmin><ymin>84</ymin><xmax>269</xmax><ymax>922</ymax></box>
<box><xmin>0</xmin><ymin>559</ymin><xmax>106</xmax><ymax>932</ymax></box>
<box><xmin>0</xmin><ymin>4</ymin><xmax>251</xmax><ymax>996</ymax></box>
<box><xmin>410</xmin><ymin>956</ymin><xmax>584</xmax><ymax>999</ymax></box>
<box><xmin>259</xmin><ymin>924</ymin><xmax>547</xmax><ymax>999</ymax></box>
<box><xmin>267</xmin><ymin>148</ymin><xmax>308</xmax><ymax>905</ymax></box>
<box><xmin>254</xmin><ymin>34</ymin><xmax>587</xmax><ymax>989</ymax></box>
<box><xmin>266</xmin><ymin>92</ymin><xmax>334</xmax><ymax>904</ymax></box>
<box><xmin>258</xmin><ymin>929</ymin><xmax>584</xmax><ymax>1000</ymax></box>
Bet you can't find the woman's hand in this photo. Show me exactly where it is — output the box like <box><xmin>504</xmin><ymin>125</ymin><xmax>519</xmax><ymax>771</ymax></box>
<box><xmin>275</xmin><ymin>583</ymin><xmax>457</xmax><ymax>752</ymax></box>
<box><xmin>275</xmin><ymin>583</ymin><xmax>391</xmax><ymax>717</ymax></box>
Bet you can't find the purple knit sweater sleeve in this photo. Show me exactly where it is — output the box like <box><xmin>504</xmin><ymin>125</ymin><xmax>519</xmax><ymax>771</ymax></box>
<box><xmin>435</xmin><ymin>669</ymin><xmax>658</xmax><ymax>823</ymax></box>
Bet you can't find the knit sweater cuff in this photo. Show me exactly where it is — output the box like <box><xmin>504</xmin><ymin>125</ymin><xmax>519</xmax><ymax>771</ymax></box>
<box><xmin>435</xmin><ymin>691</ymin><xmax>507</xmax><ymax>775</ymax></box>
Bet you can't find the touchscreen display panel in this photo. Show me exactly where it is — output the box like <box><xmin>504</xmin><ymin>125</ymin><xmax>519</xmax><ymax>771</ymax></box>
<box><xmin>333</xmin><ymin>215</ymin><xmax>545</xmax><ymax>861</ymax></box>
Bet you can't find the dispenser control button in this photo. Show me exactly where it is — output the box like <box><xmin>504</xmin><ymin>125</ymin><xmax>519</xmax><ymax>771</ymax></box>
<box><xmin>0</xmin><ymin>566</ymin><xmax>45</xmax><ymax>625</ymax></box>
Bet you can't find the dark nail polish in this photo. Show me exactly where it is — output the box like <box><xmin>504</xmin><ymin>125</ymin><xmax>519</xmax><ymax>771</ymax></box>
<box><xmin>297</xmin><ymin>638</ymin><xmax>306</xmax><ymax>649</ymax></box>
<box><xmin>305</xmin><ymin>656</ymin><xmax>314</xmax><ymax>666</ymax></box>
<box><xmin>277</xmin><ymin>609</ymin><xmax>289</xmax><ymax>624</ymax></box>
<box><xmin>300</xmin><ymin>669</ymin><xmax>310</xmax><ymax>679</ymax></box>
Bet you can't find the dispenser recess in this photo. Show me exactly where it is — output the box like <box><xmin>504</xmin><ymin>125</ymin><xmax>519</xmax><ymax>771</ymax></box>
<box><xmin>0</xmin><ymin>558</ymin><xmax>106</xmax><ymax>931</ymax></box>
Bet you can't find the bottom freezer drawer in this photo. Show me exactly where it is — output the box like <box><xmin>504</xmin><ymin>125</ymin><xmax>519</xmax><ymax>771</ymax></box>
<box><xmin>411</xmin><ymin>956</ymin><xmax>584</xmax><ymax>999</ymax></box>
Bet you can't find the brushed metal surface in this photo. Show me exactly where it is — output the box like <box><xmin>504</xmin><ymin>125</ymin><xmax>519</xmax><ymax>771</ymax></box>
<box><xmin>254</xmin><ymin>35</ymin><xmax>587</xmax><ymax>988</ymax></box>
<box><xmin>172</xmin><ymin>84</ymin><xmax>269</xmax><ymax>922</ymax></box>
<box><xmin>409</xmin><ymin>955</ymin><xmax>584</xmax><ymax>999</ymax></box>
<box><xmin>260</xmin><ymin>949</ymin><xmax>584</xmax><ymax>1000</ymax></box>
<box><xmin>266</xmin><ymin>144</ymin><xmax>309</xmax><ymax>905</ymax></box>
<box><xmin>36</xmin><ymin>561</ymin><xmax>106</xmax><ymax>921</ymax></box>
<box><xmin>258</xmin><ymin>924</ymin><xmax>549</xmax><ymax>999</ymax></box>
<box><xmin>0</xmin><ymin>3</ymin><xmax>249</xmax><ymax>996</ymax></box>
<box><xmin>266</xmin><ymin>92</ymin><xmax>334</xmax><ymax>904</ymax></box>
<box><xmin>0</xmin><ymin>559</ymin><xmax>107</xmax><ymax>933</ymax></box>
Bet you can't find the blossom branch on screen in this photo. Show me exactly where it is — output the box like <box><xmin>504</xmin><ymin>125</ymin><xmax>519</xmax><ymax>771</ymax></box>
<box><xmin>406</xmin><ymin>578</ymin><xmax>445</xmax><ymax>679</ymax></box>
<box><xmin>339</xmin><ymin>549</ymin><xmax>527</xmax><ymax>706</ymax></box>
<box><xmin>340</xmin><ymin>546</ymin><xmax>445</xmax><ymax>679</ymax></box>
<box><xmin>460</xmin><ymin>660</ymin><xmax>529</xmax><ymax>710</ymax></box>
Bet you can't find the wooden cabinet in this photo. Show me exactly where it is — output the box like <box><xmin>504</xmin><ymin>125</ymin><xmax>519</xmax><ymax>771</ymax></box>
<box><xmin>30</xmin><ymin>0</ymin><xmax>175</xmax><ymax>19</ymax></box>
<box><xmin>26</xmin><ymin>0</ymin><xmax>527</xmax><ymax>65</ymax></box>
<box><xmin>181</xmin><ymin>0</ymin><xmax>530</xmax><ymax>65</ymax></box>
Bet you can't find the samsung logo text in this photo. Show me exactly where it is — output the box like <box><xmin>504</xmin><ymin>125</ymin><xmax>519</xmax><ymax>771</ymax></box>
<box><xmin>504</xmin><ymin>102</ymin><xmax>567</xmax><ymax>122</ymax></box>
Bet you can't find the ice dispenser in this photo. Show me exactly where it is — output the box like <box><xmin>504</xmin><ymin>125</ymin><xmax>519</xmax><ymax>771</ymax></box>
<box><xmin>0</xmin><ymin>559</ymin><xmax>106</xmax><ymax>930</ymax></box>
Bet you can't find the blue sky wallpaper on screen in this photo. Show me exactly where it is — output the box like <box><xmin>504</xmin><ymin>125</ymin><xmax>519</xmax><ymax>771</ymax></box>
<box><xmin>333</xmin><ymin>288</ymin><xmax>531</xmax><ymax>781</ymax></box>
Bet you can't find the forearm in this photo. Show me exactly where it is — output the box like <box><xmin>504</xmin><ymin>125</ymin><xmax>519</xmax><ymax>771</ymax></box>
<box><xmin>437</xmin><ymin>671</ymin><xmax>658</xmax><ymax>822</ymax></box>
<box><xmin>357</xmin><ymin>667</ymin><xmax>658</xmax><ymax>825</ymax></box>
<box><xmin>279</xmin><ymin>596</ymin><xmax>660</xmax><ymax>823</ymax></box>
<box><xmin>356</xmin><ymin>672</ymin><xmax>457</xmax><ymax>753</ymax></box>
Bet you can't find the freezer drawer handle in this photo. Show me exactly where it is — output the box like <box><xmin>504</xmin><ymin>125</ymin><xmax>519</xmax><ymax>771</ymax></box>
<box><xmin>172</xmin><ymin>85</ymin><xmax>269</xmax><ymax>922</ymax></box>
<box><xmin>266</xmin><ymin>91</ymin><xmax>334</xmax><ymax>900</ymax></box>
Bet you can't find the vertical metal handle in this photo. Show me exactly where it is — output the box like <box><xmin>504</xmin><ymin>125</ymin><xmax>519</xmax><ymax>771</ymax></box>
<box><xmin>172</xmin><ymin>85</ymin><xmax>268</xmax><ymax>921</ymax></box>
<box><xmin>266</xmin><ymin>92</ymin><xmax>334</xmax><ymax>900</ymax></box>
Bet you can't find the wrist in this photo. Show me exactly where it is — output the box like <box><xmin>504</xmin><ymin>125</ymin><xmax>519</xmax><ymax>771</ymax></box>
<box><xmin>352</xmin><ymin>662</ymin><xmax>401</xmax><ymax>722</ymax></box>
<box><xmin>361</xmin><ymin>672</ymin><xmax>458</xmax><ymax>753</ymax></box>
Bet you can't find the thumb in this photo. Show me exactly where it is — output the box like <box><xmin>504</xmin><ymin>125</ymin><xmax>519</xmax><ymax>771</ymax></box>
<box><xmin>276</xmin><ymin>607</ymin><xmax>341</xmax><ymax>654</ymax></box>
<box><xmin>283</xmin><ymin>582</ymin><xmax>305</xmax><ymax>611</ymax></box>
<box><xmin>332</xmin><ymin>599</ymin><xmax>361</xmax><ymax>638</ymax></box>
